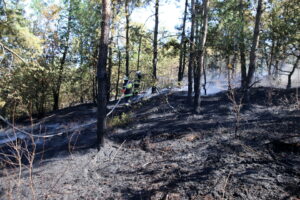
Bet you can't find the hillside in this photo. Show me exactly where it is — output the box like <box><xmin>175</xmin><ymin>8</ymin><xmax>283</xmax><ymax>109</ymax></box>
<box><xmin>0</xmin><ymin>87</ymin><xmax>300</xmax><ymax>200</ymax></box>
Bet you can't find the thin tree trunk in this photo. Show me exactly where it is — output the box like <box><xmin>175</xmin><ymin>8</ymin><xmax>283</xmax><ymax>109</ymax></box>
<box><xmin>107</xmin><ymin>46</ymin><xmax>113</xmax><ymax>101</ymax></box>
<box><xmin>96</xmin><ymin>0</ymin><xmax>111</xmax><ymax>150</ymax></box>
<box><xmin>125</xmin><ymin>0</ymin><xmax>130</xmax><ymax>76</ymax></box>
<box><xmin>287</xmin><ymin>56</ymin><xmax>299</xmax><ymax>89</ymax></box>
<box><xmin>194</xmin><ymin>0</ymin><xmax>209</xmax><ymax>113</ymax></box>
<box><xmin>53</xmin><ymin>1</ymin><xmax>72</xmax><ymax>111</ymax></box>
<box><xmin>246</xmin><ymin>0</ymin><xmax>263</xmax><ymax>88</ymax></box>
<box><xmin>232</xmin><ymin>48</ymin><xmax>238</xmax><ymax>76</ymax></box>
<box><xmin>178</xmin><ymin>0</ymin><xmax>188</xmax><ymax>82</ymax></box>
<box><xmin>92</xmin><ymin>46</ymin><xmax>99</xmax><ymax>104</ymax></box>
<box><xmin>115</xmin><ymin>50</ymin><xmax>121</xmax><ymax>100</ymax></box>
<box><xmin>239</xmin><ymin>0</ymin><xmax>247</xmax><ymax>89</ymax></box>
<box><xmin>137</xmin><ymin>35</ymin><xmax>142</xmax><ymax>71</ymax></box>
<box><xmin>268</xmin><ymin>39</ymin><xmax>275</xmax><ymax>76</ymax></box>
<box><xmin>152</xmin><ymin>0</ymin><xmax>159</xmax><ymax>93</ymax></box>
<box><xmin>203</xmin><ymin>50</ymin><xmax>207</xmax><ymax>95</ymax></box>
<box><xmin>226</xmin><ymin>56</ymin><xmax>231</xmax><ymax>90</ymax></box>
<box><xmin>107</xmin><ymin>4</ymin><xmax>116</xmax><ymax>102</ymax></box>
<box><xmin>187</xmin><ymin>0</ymin><xmax>196</xmax><ymax>104</ymax></box>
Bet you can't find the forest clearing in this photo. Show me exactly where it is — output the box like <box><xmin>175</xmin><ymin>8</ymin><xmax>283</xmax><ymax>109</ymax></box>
<box><xmin>0</xmin><ymin>0</ymin><xmax>299</xmax><ymax>199</ymax></box>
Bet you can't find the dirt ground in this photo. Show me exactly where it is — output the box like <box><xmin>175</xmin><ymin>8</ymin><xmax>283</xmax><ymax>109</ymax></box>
<box><xmin>0</xmin><ymin>87</ymin><xmax>299</xmax><ymax>200</ymax></box>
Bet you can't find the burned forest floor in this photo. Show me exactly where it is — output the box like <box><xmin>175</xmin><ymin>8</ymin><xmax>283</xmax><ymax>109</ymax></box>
<box><xmin>0</xmin><ymin>87</ymin><xmax>300</xmax><ymax>200</ymax></box>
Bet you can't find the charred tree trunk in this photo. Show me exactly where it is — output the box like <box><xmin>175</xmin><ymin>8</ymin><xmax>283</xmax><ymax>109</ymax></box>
<box><xmin>96</xmin><ymin>0</ymin><xmax>111</xmax><ymax>150</ymax></box>
<box><xmin>125</xmin><ymin>0</ymin><xmax>130</xmax><ymax>76</ymax></box>
<box><xmin>194</xmin><ymin>0</ymin><xmax>209</xmax><ymax>113</ymax></box>
<box><xmin>287</xmin><ymin>56</ymin><xmax>299</xmax><ymax>89</ymax></box>
<box><xmin>92</xmin><ymin>47</ymin><xmax>99</xmax><ymax>104</ymax></box>
<box><xmin>187</xmin><ymin>0</ymin><xmax>196</xmax><ymax>104</ymax></box>
<box><xmin>178</xmin><ymin>0</ymin><xmax>188</xmax><ymax>82</ymax></box>
<box><xmin>152</xmin><ymin>0</ymin><xmax>159</xmax><ymax>94</ymax></box>
<box><xmin>245</xmin><ymin>0</ymin><xmax>263</xmax><ymax>89</ymax></box>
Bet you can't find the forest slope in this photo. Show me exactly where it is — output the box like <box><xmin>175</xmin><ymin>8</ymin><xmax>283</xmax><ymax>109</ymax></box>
<box><xmin>0</xmin><ymin>87</ymin><xmax>300</xmax><ymax>200</ymax></box>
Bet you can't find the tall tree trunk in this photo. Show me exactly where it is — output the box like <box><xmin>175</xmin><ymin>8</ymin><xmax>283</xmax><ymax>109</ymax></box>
<box><xmin>137</xmin><ymin>34</ymin><xmax>142</xmax><ymax>71</ymax></box>
<box><xmin>107</xmin><ymin>4</ymin><xmax>116</xmax><ymax>102</ymax></box>
<box><xmin>115</xmin><ymin>50</ymin><xmax>122</xmax><ymax>100</ymax></box>
<box><xmin>238</xmin><ymin>0</ymin><xmax>247</xmax><ymax>89</ymax></box>
<box><xmin>178</xmin><ymin>0</ymin><xmax>188</xmax><ymax>82</ymax></box>
<box><xmin>152</xmin><ymin>0</ymin><xmax>159</xmax><ymax>94</ymax></box>
<box><xmin>287</xmin><ymin>56</ymin><xmax>299</xmax><ymax>89</ymax></box>
<box><xmin>203</xmin><ymin>50</ymin><xmax>207</xmax><ymax>95</ymax></box>
<box><xmin>187</xmin><ymin>0</ymin><xmax>196</xmax><ymax>104</ymax></box>
<box><xmin>226</xmin><ymin>56</ymin><xmax>231</xmax><ymax>90</ymax></box>
<box><xmin>107</xmin><ymin>46</ymin><xmax>113</xmax><ymax>101</ymax></box>
<box><xmin>125</xmin><ymin>0</ymin><xmax>130</xmax><ymax>76</ymax></box>
<box><xmin>53</xmin><ymin>1</ymin><xmax>72</xmax><ymax>111</ymax></box>
<box><xmin>245</xmin><ymin>0</ymin><xmax>263</xmax><ymax>89</ymax></box>
<box><xmin>194</xmin><ymin>0</ymin><xmax>209</xmax><ymax>113</ymax></box>
<box><xmin>92</xmin><ymin>46</ymin><xmax>99</xmax><ymax>104</ymax></box>
<box><xmin>268</xmin><ymin>38</ymin><xmax>275</xmax><ymax>76</ymax></box>
<box><xmin>96</xmin><ymin>0</ymin><xmax>111</xmax><ymax>150</ymax></box>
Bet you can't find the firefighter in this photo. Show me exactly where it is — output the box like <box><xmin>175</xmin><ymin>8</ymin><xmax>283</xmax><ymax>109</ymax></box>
<box><xmin>133</xmin><ymin>71</ymin><xmax>142</xmax><ymax>96</ymax></box>
<box><xmin>122</xmin><ymin>76</ymin><xmax>133</xmax><ymax>103</ymax></box>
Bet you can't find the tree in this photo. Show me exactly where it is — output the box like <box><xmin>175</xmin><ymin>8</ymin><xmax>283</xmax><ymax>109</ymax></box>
<box><xmin>96</xmin><ymin>0</ymin><xmax>111</xmax><ymax>150</ymax></box>
<box><xmin>125</xmin><ymin>0</ymin><xmax>130</xmax><ymax>76</ymax></box>
<box><xmin>178</xmin><ymin>0</ymin><xmax>188</xmax><ymax>82</ymax></box>
<box><xmin>187</xmin><ymin>0</ymin><xmax>196</xmax><ymax>104</ymax></box>
<box><xmin>52</xmin><ymin>0</ymin><xmax>73</xmax><ymax>111</ymax></box>
<box><xmin>238</xmin><ymin>0</ymin><xmax>247</xmax><ymax>89</ymax></box>
<box><xmin>152</xmin><ymin>0</ymin><xmax>159</xmax><ymax>93</ymax></box>
<box><xmin>194</xmin><ymin>0</ymin><xmax>209</xmax><ymax>113</ymax></box>
<box><xmin>245</xmin><ymin>0</ymin><xmax>263</xmax><ymax>90</ymax></box>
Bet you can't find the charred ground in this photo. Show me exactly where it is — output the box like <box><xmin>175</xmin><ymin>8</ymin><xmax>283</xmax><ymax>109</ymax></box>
<box><xmin>0</xmin><ymin>87</ymin><xmax>299</xmax><ymax>200</ymax></box>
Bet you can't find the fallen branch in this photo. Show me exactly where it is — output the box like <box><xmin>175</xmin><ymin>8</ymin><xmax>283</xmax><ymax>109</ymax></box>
<box><xmin>222</xmin><ymin>170</ymin><xmax>231</xmax><ymax>199</ymax></box>
<box><xmin>110</xmin><ymin>140</ymin><xmax>126</xmax><ymax>161</ymax></box>
<box><xmin>0</xmin><ymin>42</ymin><xmax>27</xmax><ymax>64</ymax></box>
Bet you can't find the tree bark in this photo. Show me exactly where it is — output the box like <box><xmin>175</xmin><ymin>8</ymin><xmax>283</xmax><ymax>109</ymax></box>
<box><xmin>115</xmin><ymin>50</ymin><xmax>121</xmax><ymax>100</ymax></box>
<box><xmin>238</xmin><ymin>0</ymin><xmax>247</xmax><ymax>89</ymax></box>
<box><xmin>96</xmin><ymin>0</ymin><xmax>111</xmax><ymax>150</ymax></box>
<box><xmin>125</xmin><ymin>0</ymin><xmax>130</xmax><ymax>76</ymax></box>
<box><xmin>187</xmin><ymin>0</ymin><xmax>196</xmax><ymax>104</ymax></box>
<box><xmin>268</xmin><ymin>39</ymin><xmax>275</xmax><ymax>76</ymax></box>
<box><xmin>194</xmin><ymin>0</ymin><xmax>209</xmax><ymax>113</ymax></box>
<box><xmin>287</xmin><ymin>56</ymin><xmax>299</xmax><ymax>89</ymax></box>
<box><xmin>107</xmin><ymin>46</ymin><xmax>113</xmax><ymax>101</ymax></box>
<box><xmin>107</xmin><ymin>4</ymin><xmax>116</xmax><ymax>102</ymax></box>
<box><xmin>178</xmin><ymin>0</ymin><xmax>188</xmax><ymax>82</ymax></box>
<box><xmin>245</xmin><ymin>0</ymin><xmax>263</xmax><ymax>89</ymax></box>
<box><xmin>137</xmin><ymin>34</ymin><xmax>142</xmax><ymax>71</ymax></box>
<box><xmin>52</xmin><ymin>1</ymin><xmax>72</xmax><ymax>111</ymax></box>
<box><xmin>152</xmin><ymin>0</ymin><xmax>159</xmax><ymax>93</ymax></box>
<box><xmin>202</xmin><ymin>51</ymin><xmax>207</xmax><ymax>95</ymax></box>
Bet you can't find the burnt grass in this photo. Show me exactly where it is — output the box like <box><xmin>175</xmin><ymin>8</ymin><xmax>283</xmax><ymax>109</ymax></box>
<box><xmin>0</xmin><ymin>87</ymin><xmax>300</xmax><ymax>200</ymax></box>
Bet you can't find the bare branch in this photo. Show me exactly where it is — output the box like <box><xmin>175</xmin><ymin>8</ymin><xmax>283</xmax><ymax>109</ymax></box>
<box><xmin>0</xmin><ymin>42</ymin><xmax>27</xmax><ymax>64</ymax></box>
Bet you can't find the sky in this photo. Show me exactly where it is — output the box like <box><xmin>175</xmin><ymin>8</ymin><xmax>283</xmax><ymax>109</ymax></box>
<box><xmin>131</xmin><ymin>0</ymin><xmax>186</xmax><ymax>34</ymax></box>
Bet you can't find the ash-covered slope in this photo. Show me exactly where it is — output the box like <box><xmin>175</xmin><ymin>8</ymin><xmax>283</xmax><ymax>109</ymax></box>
<box><xmin>0</xmin><ymin>87</ymin><xmax>300</xmax><ymax>200</ymax></box>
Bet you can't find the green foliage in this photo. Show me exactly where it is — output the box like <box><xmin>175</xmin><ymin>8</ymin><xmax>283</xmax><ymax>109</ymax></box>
<box><xmin>107</xmin><ymin>112</ymin><xmax>133</xmax><ymax>128</ymax></box>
